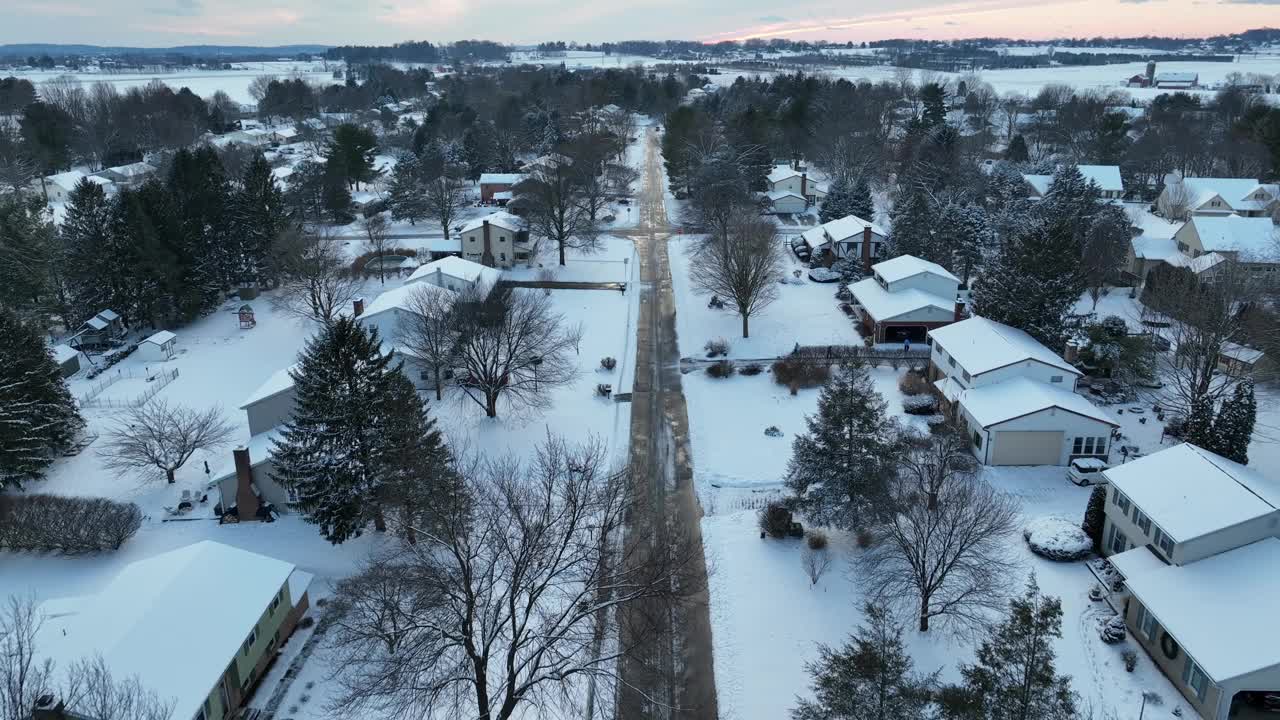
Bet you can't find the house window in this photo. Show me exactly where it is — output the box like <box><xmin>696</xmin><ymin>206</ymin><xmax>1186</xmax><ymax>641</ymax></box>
<box><xmin>972</xmin><ymin>430</ymin><xmax>983</xmax><ymax>449</ymax></box>
<box><xmin>1083</xmin><ymin>437</ymin><xmax>1095</xmax><ymax>455</ymax></box>
<box><xmin>1050</xmin><ymin>375</ymin><xmax>1064</xmax><ymax>383</ymax></box>
<box><xmin>500</xmin><ymin>253</ymin><xmax>506</xmax><ymax>262</ymax></box>
<box><xmin>271</xmin><ymin>591</ymin><xmax>281</xmax><ymax>613</ymax></box>
<box><xmin>1074</xmin><ymin>437</ymin><xmax>1084</xmax><ymax>454</ymax></box>
<box><xmin>1108</xmin><ymin>524</ymin><xmax>1128</xmax><ymax>554</ymax></box>
<box><xmin>1135</xmin><ymin>511</ymin><xmax>1151</xmax><ymax>535</ymax></box>
<box><xmin>1112</xmin><ymin>489</ymin><xmax>1130</xmax><ymax>513</ymax></box>
<box><xmin>242</xmin><ymin>627</ymin><xmax>257</xmax><ymax>656</ymax></box>
<box><xmin>286</xmin><ymin>486</ymin><xmax>300</xmax><ymax>504</ymax></box>
<box><xmin>1153</xmin><ymin>527</ymin><xmax>1174</xmax><ymax>556</ymax></box>
<box><xmin>1182</xmin><ymin>658</ymin><xmax>1211</xmax><ymax>701</ymax></box>
<box><xmin>962</xmin><ymin>370</ymin><xmax>971</xmax><ymax>382</ymax></box>
<box><xmin>948</xmin><ymin>357</ymin><xmax>956</xmax><ymax>368</ymax></box>
<box><xmin>1137</xmin><ymin>603</ymin><xmax>1159</xmax><ymax>640</ymax></box>
<box><xmin>498</xmin><ymin>235</ymin><xmax>506</xmax><ymax>242</ymax></box>
<box><xmin>218</xmin><ymin>679</ymin><xmax>230</xmax><ymax>714</ymax></box>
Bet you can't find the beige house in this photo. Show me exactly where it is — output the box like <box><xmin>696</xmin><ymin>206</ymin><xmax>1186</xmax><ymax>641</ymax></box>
<box><xmin>1101</xmin><ymin>443</ymin><xmax>1280</xmax><ymax>719</ymax></box>
<box><xmin>1172</xmin><ymin>216</ymin><xmax>1279</xmax><ymax>285</ymax></box>
<box><xmin>849</xmin><ymin>255</ymin><xmax>962</xmax><ymax>343</ymax></box>
<box><xmin>460</xmin><ymin>211</ymin><xmax>529</xmax><ymax>268</ymax></box>
<box><xmin>1161</xmin><ymin>178</ymin><xmax>1279</xmax><ymax>218</ymax></box>
<box><xmin>35</xmin><ymin>541</ymin><xmax>313</xmax><ymax>720</ymax></box>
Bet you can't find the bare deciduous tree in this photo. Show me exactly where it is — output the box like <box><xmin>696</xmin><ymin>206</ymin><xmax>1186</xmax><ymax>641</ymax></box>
<box><xmin>689</xmin><ymin>209</ymin><xmax>782</xmax><ymax>338</ymax></box>
<box><xmin>1156</xmin><ymin>178</ymin><xmax>1192</xmax><ymax>221</ymax></box>
<box><xmin>361</xmin><ymin>213</ymin><xmax>391</xmax><ymax>285</ymax></box>
<box><xmin>1</xmin><ymin>595</ymin><xmax>174</xmax><ymax>720</ymax></box>
<box><xmin>802</xmin><ymin>546</ymin><xmax>833</xmax><ymax>587</ymax></box>
<box><xmin>859</xmin><ymin>429</ymin><xmax>1020</xmax><ymax>635</ymax></box>
<box><xmin>453</xmin><ymin>288</ymin><xmax>580</xmax><ymax>418</ymax></box>
<box><xmin>272</xmin><ymin>227</ymin><xmax>362</xmax><ymax>324</ymax></box>
<box><xmin>423</xmin><ymin>174</ymin><xmax>468</xmax><ymax>242</ymax></box>
<box><xmin>325</xmin><ymin>435</ymin><xmax>700</xmax><ymax>720</ymax></box>
<box><xmin>400</xmin><ymin>285</ymin><xmax>459</xmax><ymax>401</ymax></box>
<box><xmin>515</xmin><ymin>161</ymin><xmax>600</xmax><ymax>266</ymax></box>
<box><xmin>248</xmin><ymin>74</ymin><xmax>276</xmax><ymax>103</ymax></box>
<box><xmin>99</xmin><ymin>400</ymin><xmax>234</xmax><ymax>484</ymax></box>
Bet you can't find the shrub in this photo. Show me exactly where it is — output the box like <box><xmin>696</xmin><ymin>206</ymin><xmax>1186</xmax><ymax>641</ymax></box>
<box><xmin>759</xmin><ymin>502</ymin><xmax>793</xmax><ymax>539</ymax></box>
<box><xmin>1089</xmin><ymin>584</ymin><xmax>1106</xmax><ymax>602</ymax></box>
<box><xmin>707</xmin><ymin>360</ymin><xmax>735</xmax><ymax>379</ymax></box>
<box><xmin>764</xmin><ymin>425</ymin><xmax>783</xmax><ymax>437</ymax></box>
<box><xmin>705</xmin><ymin>338</ymin><xmax>730</xmax><ymax>357</ymax></box>
<box><xmin>1024</xmin><ymin>517</ymin><xmax>1093</xmax><ymax>561</ymax></box>
<box><xmin>299</xmin><ymin>616</ymin><xmax>316</xmax><ymax>629</ymax></box>
<box><xmin>806</xmin><ymin>530</ymin><xmax>829</xmax><ymax>550</ymax></box>
<box><xmin>739</xmin><ymin>363</ymin><xmax>763</xmax><ymax>376</ymax></box>
<box><xmin>1082</xmin><ymin>485</ymin><xmax>1108</xmax><ymax>554</ymax></box>
<box><xmin>0</xmin><ymin>494</ymin><xmax>142</xmax><ymax>553</ymax></box>
<box><xmin>596</xmin><ymin>383</ymin><xmax>613</xmax><ymax>397</ymax></box>
<box><xmin>1100</xmin><ymin>615</ymin><xmax>1127</xmax><ymax>644</ymax></box>
<box><xmin>898</xmin><ymin>371</ymin><xmax>929</xmax><ymax>396</ymax></box>
<box><xmin>600</xmin><ymin>356</ymin><xmax>617</xmax><ymax>371</ymax></box>
<box><xmin>771</xmin><ymin>357</ymin><xmax>830</xmax><ymax>389</ymax></box>
<box><xmin>902</xmin><ymin>394</ymin><xmax>938</xmax><ymax>415</ymax></box>
<box><xmin>1122</xmin><ymin>649</ymin><xmax>1139</xmax><ymax>672</ymax></box>
<box><xmin>855</xmin><ymin>528</ymin><xmax>874</xmax><ymax>548</ymax></box>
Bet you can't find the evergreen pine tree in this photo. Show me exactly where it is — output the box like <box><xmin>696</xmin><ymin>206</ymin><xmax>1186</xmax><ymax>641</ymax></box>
<box><xmin>1081</xmin><ymin>485</ymin><xmax>1107</xmax><ymax>554</ymax></box>
<box><xmin>1182</xmin><ymin>395</ymin><xmax>1216</xmax><ymax>451</ymax></box>
<box><xmin>1210</xmin><ymin>380</ymin><xmax>1256</xmax><ymax>464</ymax></box>
<box><xmin>272</xmin><ymin>318</ymin><xmax>399</xmax><ymax>543</ymax></box>
<box><xmin>920</xmin><ymin>83</ymin><xmax>948</xmax><ymax>129</ymax></box>
<box><xmin>327</xmin><ymin>123</ymin><xmax>379</xmax><ymax>189</ymax></box>
<box><xmin>387</xmin><ymin>154</ymin><xmax>429</xmax><ymax>225</ymax></box>
<box><xmin>1005</xmin><ymin>135</ymin><xmax>1029</xmax><ymax>162</ymax></box>
<box><xmin>819</xmin><ymin>180</ymin><xmax>855</xmax><ymax>223</ymax></box>
<box><xmin>379</xmin><ymin>371</ymin><xmax>459</xmax><ymax>543</ymax></box>
<box><xmin>786</xmin><ymin>363</ymin><xmax>903</xmax><ymax>530</ymax></box>
<box><xmin>230</xmin><ymin>152</ymin><xmax>287</xmax><ymax>286</ymax></box>
<box><xmin>888</xmin><ymin>186</ymin><xmax>944</xmax><ymax>266</ymax></box>
<box><xmin>60</xmin><ymin>178</ymin><xmax>119</xmax><ymax>323</ymax></box>
<box><xmin>849</xmin><ymin>175</ymin><xmax>875</xmax><ymax>221</ymax></box>
<box><xmin>0</xmin><ymin>195</ymin><xmax>56</xmax><ymax>316</ymax></box>
<box><xmin>168</xmin><ymin>146</ymin><xmax>232</xmax><ymax>308</ymax></box>
<box><xmin>0</xmin><ymin>307</ymin><xmax>82</xmax><ymax>489</ymax></box>
<box><xmin>941</xmin><ymin>200</ymin><xmax>993</xmax><ymax>287</ymax></box>
<box><xmin>970</xmin><ymin>219</ymin><xmax>1082</xmax><ymax>351</ymax></box>
<box><xmin>792</xmin><ymin>603</ymin><xmax>937</xmax><ymax>720</ymax></box>
<box><xmin>943</xmin><ymin>575</ymin><xmax>1077</xmax><ymax>720</ymax></box>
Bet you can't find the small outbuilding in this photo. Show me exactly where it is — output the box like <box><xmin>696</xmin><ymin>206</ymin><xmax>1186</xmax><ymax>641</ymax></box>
<box><xmin>139</xmin><ymin>330</ymin><xmax>177</xmax><ymax>361</ymax></box>
<box><xmin>50</xmin><ymin>344</ymin><xmax>82</xmax><ymax>377</ymax></box>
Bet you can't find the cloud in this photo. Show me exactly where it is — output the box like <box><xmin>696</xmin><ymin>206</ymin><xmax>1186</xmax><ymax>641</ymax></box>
<box><xmin>757</xmin><ymin>15</ymin><xmax>787</xmax><ymax>22</ymax></box>
<box><xmin>148</xmin><ymin>0</ymin><xmax>203</xmax><ymax>15</ymax></box>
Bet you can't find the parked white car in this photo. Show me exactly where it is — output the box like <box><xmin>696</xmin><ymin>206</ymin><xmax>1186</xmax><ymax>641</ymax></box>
<box><xmin>1067</xmin><ymin>458</ymin><xmax>1109</xmax><ymax>486</ymax></box>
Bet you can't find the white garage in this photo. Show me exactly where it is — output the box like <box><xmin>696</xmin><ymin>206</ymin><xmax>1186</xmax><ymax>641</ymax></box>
<box><xmin>765</xmin><ymin>191</ymin><xmax>808</xmax><ymax>215</ymax></box>
<box><xmin>957</xmin><ymin>377</ymin><xmax>1119</xmax><ymax>466</ymax></box>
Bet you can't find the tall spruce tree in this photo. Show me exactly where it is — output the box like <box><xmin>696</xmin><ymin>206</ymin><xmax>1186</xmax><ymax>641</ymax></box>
<box><xmin>1080</xmin><ymin>485</ymin><xmax>1107</xmax><ymax>555</ymax></box>
<box><xmin>1210</xmin><ymin>379</ymin><xmax>1256</xmax><ymax>464</ymax></box>
<box><xmin>61</xmin><ymin>177</ymin><xmax>123</xmax><ymax>324</ymax></box>
<box><xmin>785</xmin><ymin>363</ymin><xmax>903</xmax><ymax>530</ymax></box>
<box><xmin>272</xmin><ymin>318</ymin><xmax>400</xmax><ymax>543</ymax></box>
<box><xmin>168</xmin><ymin>146</ymin><xmax>232</xmax><ymax>307</ymax></box>
<box><xmin>888</xmin><ymin>185</ymin><xmax>944</xmax><ymax>266</ymax></box>
<box><xmin>970</xmin><ymin>219</ymin><xmax>1082</xmax><ymax>351</ymax></box>
<box><xmin>230</xmin><ymin>152</ymin><xmax>287</xmax><ymax>286</ymax></box>
<box><xmin>379</xmin><ymin>370</ymin><xmax>457</xmax><ymax>542</ymax></box>
<box><xmin>849</xmin><ymin>175</ymin><xmax>875</xmax><ymax>221</ymax></box>
<box><xmin>0</xmin><ymin>307</ymin><xmax>82</xmax><ymax>489</ymax></box>
<box><xmin>793</xmin><ymin>603</ymin><xmax>937</xmax><ymax>720</ymax></box>
<box><xmin>1182</xmin><ymin>395</ymin><xmax>1216</xmax><ymax>452</ymax></box>
<box><xmin>819</xmin><ymin>180</ymin><xmax>857</xmax><ymax>223</ymax></box>
<box><xmin>942</xmin><ymin>575</ymin><xmax>1077</xmax><ymax>720</ymax></box>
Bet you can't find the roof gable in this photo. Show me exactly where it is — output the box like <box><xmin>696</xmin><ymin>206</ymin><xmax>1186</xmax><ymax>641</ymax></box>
<box><xmin>927</xmin><ymin>316</ymin><xmax>1078</xmax><ymax>377</ymax></box>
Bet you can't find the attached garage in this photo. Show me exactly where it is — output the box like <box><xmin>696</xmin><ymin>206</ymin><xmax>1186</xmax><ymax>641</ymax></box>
<box><xmin>990</xmin><ymin>430</ymin><xmax>1065</xmax><ymax>466</ymax></box>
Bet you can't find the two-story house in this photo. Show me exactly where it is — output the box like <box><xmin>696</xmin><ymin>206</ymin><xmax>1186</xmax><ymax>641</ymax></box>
<box><xmin>1172</xmin><ymin>215</ymin><xmax>1278</xmax><ymax>285</ymax></box>
<box><xmin>928</xmin><ymin>317</ymin><xmax>1117</xmax><ymax>466</ymax></box>
<box><xmin>35</xmin><ymin>541</ymin><xmax>313</xmax><ymax>720</ymax></box>
<box><xmin>1100</xmin><ymin>443</ymin><xmax>1280</xmax><ymax>720</ymax></box>
<box><xmin>766</xmin><ymin>164</ymin><xmax>828</xmax><ymax>206</ymax></box>
<box><xmin>849</xmin><ymin>255</ymin><xmax>962</xmax><ymax>344</ymax></box>
<box><xmin>1161</xmin><ymin>177</ymin><xmax>1280</xmax><ymax>218</ymax></box>
<box><xmin>798</xmin><ymin>215</ymin><xmax>888</xmax><ymax>273</ymax></box>
<box><xmin>460</xmin><ymin>211</ymin><xmax>529</xmax><ymax>269</ymax></box>
<box><xmin>405</xmin><ymin>255</ymin><xmax>502</xmax><ymax>295</ymax></box>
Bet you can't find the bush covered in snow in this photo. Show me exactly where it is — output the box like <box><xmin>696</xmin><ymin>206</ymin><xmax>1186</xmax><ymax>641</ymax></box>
<box><xmin>0</xmin><ymin>494</ymin><xmax>142</xmax><ymax>553</ymax></box>
<box><xmin>806</xmin><ymin>529</ymin><xmax>829</xmax><ymax>550</ymax></box>
<box><xmin>704</xmin><ymin>338</ymin><xmax>729</xmax><ymax>358</ymax></box>
<box><xmin>707</xmin><ymin>360</ymin><xmax>735</xmax><ymax>379</ymax></box>
<box><xmin>898</xmin><ymin>371</ymin><xmax>929</xmax><ymax>396</ymax></box>
<box><xmin>739</xmin><ymin>363</ymin><xmax>763</xmax><ymax>376</ymax></box>
<box><xmin>771</xmin><ymin>357</ymin><xmax>830</xmax><ymax>390</ymax></box>
<box><xmin>807</xmin><ymin>267</ymin><xmax>841</xmax><ymax>283</ymax></box>
<box><xmin>902</xmin><ymin>394</ymin><xmax>938</xmax><ymax>415</ymax></box>
<box><xmin>600</xmin><ymin>356</ymin><xmax>617</xmax><ymax>371</ymax></box>
<box><xmin>1089</xmin><ymin>558</ymin><xmax>1125</xmax><ymax>592</ymax></box>
<box><xmin>759</xmin><ymin>502</ymin><xmax>796</xmax><ymax>539</ymax></box>
<box><xmin>1100</xmin><ymin>615</ymin><xmax>1127</xmax><ymax>644</ymax></box>
<box><xmin>1122</xmin><ymin>649</ymin><xmax>1139</xmax><ymax>671</ymax></box>
<box><xmin>764</xmin><ymin>425</ymin><xmax>782</xmax><ymax>437</ymax></box>
<box><xmin>1023</xmin><ymin>517</ymin><xmax>1093</xmax><ymax>561</ymax></box>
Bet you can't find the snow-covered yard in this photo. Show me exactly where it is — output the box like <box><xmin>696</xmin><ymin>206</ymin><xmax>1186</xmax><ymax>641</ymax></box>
<box><xmin>669</xmin><ymin>234</ymin><xmax>858</xmax><ymax>359</ymax></box>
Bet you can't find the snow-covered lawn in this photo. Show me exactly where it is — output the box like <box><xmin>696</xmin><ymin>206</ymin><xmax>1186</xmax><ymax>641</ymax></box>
<box><xmin>669</xmin><ymin>235</ymin><xmax>858</xmax><ymax>359</ymax></box>
<box><xmin>503</xmin><ymin>233</ymin><xmax>637</xmax><ymax>285</ymax></box>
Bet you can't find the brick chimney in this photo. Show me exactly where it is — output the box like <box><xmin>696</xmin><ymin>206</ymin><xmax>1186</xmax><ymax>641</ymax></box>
<box><xmin>860</xmin><ymin>226</ymin><xmax>874</xmax><ymax>273</ymax></box>
<box><xmin>233</xmin><ymin>447</ymin><xmax>260</xmax><ymax>521</ymax></box>
<box><xmin>481</xmin><ymin>220</ymin><xmax>495</xmax><ymax>267</ymax></box>
<box><xmin>800</xmin><ymin>173</ymin><xmax>808</xmax><ymax>200</ymax></box>
<box><xmin>352</xmin><ymin>297</ymin><xmax>364</xmax><ymax>317</ymax></box>
<box><xmin>954</xmin><ymin>298</ymin><xmax>966</xmax><ymax>322</ymax></box>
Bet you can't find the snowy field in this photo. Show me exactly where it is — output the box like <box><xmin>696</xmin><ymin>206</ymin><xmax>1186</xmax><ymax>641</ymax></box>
<box><xmin>8</xmin><ymin>61</ymin><xmax>340</xmax><ymax>105</ymax></box>
<box><xmin>669</xmin><ymin>234</ymin><xmax>858</xmax><ymax>359</ymax></box>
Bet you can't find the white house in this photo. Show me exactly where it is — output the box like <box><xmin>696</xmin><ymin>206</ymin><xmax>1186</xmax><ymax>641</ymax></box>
<box><xmin>1162</xmin><ymin>178</ymin><xmax>1280</xmax><ymax>218</ymax></box>
<box><xmin>406</xmin><ymin>255</ymin><xmax>502</xmax><ymax>295</ymax></box>
<box><xmin>766</xmin><ymin>165</ymin><xmax>827</xmax><ymax>205</ymax></box>
<box><xmin>460</xmin><ymin>211</ymin><xmax>529</xmax><ymax>269</ymax></box>
<box><xmin>35</xmin><ymin>541</ymin><xmax>313</xmax><ymax>720</ymax></box>
<box><xmin>928</xmin><ymin>316</ymin><xmax>1116</xmax><ymax>466</ymax></box>
<box><xmin>138</xmin><ymin>330</ymin><xmax>177</xmax><ymax>361</ymax></box>
<box><xmin>38</xmin><ymin>170</ymin><xmax>112</xmax><ymax>202</ymax></box>
<box><xmin>50</xmin><ymin>343</ymin><xmax>81</xmax><ymax>377</ymax></box>
<box><xmin>1023</xmin><ymin>165</ymin><xmax>1124</xmax><ymax>200</ymax></box>
<box><xmin>763</xmin><ymin>190</ymin><xmax>808</xmax><ymax>215</ymax></box>
<box><xmin>848</xmin><ymin>255</ymin><xmax>961</xmax><ymax>343</ymax></box>
<box><xmin>95</xmin><ymin>161</ymin><xmax>156</xmax><ymax>187</ymax></box>
<box><xmin>798</xmin><ymin>215</ymin><xmax>888</xmax><ymax>272</ymax></box>
<box><xmin>1100</xmin><ymin>444</ymin><xmax>1280</xmax><ymax>720</ymax></box>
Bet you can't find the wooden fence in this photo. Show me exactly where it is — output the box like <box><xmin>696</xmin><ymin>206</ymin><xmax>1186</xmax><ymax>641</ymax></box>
<box><xmin>79</xmin><ymin>368</ymin><xmax>180</xmax><ymax>409</ymax></box>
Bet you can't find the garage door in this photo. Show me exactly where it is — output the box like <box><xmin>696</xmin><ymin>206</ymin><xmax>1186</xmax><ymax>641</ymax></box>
<box><xmin>991</xmin><ymin>430</ymin><xmax>1064</xmax><ymax>466</ymax></box>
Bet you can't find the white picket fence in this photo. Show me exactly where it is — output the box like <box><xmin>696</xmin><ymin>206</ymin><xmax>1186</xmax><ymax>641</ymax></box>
<box><xmin>79</xmin><ymin>368</ymin><xmax>180</xmax><ymax>410</ymax></box>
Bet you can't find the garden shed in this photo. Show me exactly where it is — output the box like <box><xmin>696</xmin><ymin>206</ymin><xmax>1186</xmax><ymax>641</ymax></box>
<box><xmin>139</xmin><ymin>330</ymin><xmax>177</xmax><ymax>362</ymax></box>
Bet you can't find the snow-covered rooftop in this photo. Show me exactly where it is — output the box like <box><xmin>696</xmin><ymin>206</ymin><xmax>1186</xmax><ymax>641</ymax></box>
<box><xmin>1186</xmin><ymin>215</ymin><xmax>1278</xmax><ymax>262</ymax></box>
<box><xmin>37</xmin><ymin>541</ymin><xmax>299</xmax><ymax>720</ymax></box>
<box><xmin>1221</xmin><ymin>341</ymin><xmax>1265</xmax><ymax>365</ymax></box>
<box><xmin>1023</xmin><ymin>165</ymin><xmax>1123</xmax><ymax>195</ymax></box>
<box><xmin>50</xmin><ymin>343</ymin><xmax>78</xmax><ymax>364</ymax></box>
<box><xmin>240</xmin><ymin>363</ymin><xmax>299</xmax><ymax>409</ymax></box>
<box><xmin>927</xmin><ymin>316</ymin><xmax>1079</xmax><ymax>377</ymax></box>
<box><xmin>460</xmin><ymin>210</ymin><xmax>524</xmax><ymax>235</ymax></box>
<box><xmin>849</xmin><ymin>278</ymin><xmax>953</xmax><ymax>322</ymax></box>
<box><xmin>46</xmin><ymin>170</ymin><xmax>112</xmax><ymax>190</ymax></box>
<box><xmin>104</xmin><ymin>161</ymin><xmax>156</xmax><ymax>178</ymax></box>
<box><xmin>407</xmin><ymin>255</ymin><xmax>502</xmax><ymax>287</ymax></box>
<box><xmin>765</xmin><ymin>190</ymin><xmax>804</xmax><ymax>201</ymax></box>
<box><xmin>361</xmin><ymin>281</ymin><xmax>455</xmax><ymax>320</ymax></box>
<box><xmin>823</xmin><ymin>214</ymin><xmax>887</xmax><ymax>241</ymax></box>
<box><xmin>1107</xmin><ymin>545</ymin><xmax>1168</xmax><ymax>582</ymax></box>
<box><xmin>1180</xmin><ymin>177</ymin><xmax>1269</xmax><ymax>211</ymax></box>
<box><xmin>766</xmin><ymin>165</ymin><xmax>802</xmax><ymax>184</ymax></box>
<box><xmin>1124</xmin><ymin>538</ymin><xmax>1280</xmax><ymax>682</ymax></box>
<box><xmin>1103</xmin><ymin>443</ymin><xmax>1280</xmax><ymax>542</ymax></box>
<box><xmin>873</xmin><ymin>254</ymin><xmax>960</xmax><ymax>285</ymax></box>
<box><xmin>479</xmin><ymin>172</ymin><xmax>523</xmax><ymax>185</ymax></box>
<box><xmin>933</xmin><ymin>376</ymin><xmax>962</xmax><ymax>403</ymax></box>
<box><xmin>142</xmin><ymin>330</ymin><xmax>176</xmax><ymax>346</ymax></box>
<box><xmin>209</xmin><ymin>428</ymin><xmax>283</xmax><ymax>485</ymax></box>
<box><xmin>958</xmin><ymin>376</ymin><xmax>1116</xmax><ymax>429</ymax></box>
